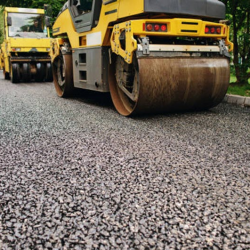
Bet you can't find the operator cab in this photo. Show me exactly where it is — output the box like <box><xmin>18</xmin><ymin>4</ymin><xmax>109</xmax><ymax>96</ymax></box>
<box><xmin>71</xmin><ymin>0</ymin><xmax>93</xmax><ymax>16</ymax></box>
<box><xmin>69</xmin><ymin>0</ymin><xmax>101</xmax><ymax>32</ymax></box>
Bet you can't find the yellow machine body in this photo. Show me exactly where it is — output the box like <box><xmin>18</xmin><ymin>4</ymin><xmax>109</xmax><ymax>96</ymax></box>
<box><xmin>0</xmin><ymin>7</ymin><xmax>52</xmax><ymax>83</ymax></box>
<box><xmin>50</xmin><ymin>0</ymin><xmax>233</xmax><ymax>116</ymax></box>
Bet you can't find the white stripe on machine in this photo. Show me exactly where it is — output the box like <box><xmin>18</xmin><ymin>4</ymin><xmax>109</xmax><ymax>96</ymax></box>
<box><xmin>87</xmin><ymin>32</ymin><xmax>102</xmax><ymax>46</ymax></box>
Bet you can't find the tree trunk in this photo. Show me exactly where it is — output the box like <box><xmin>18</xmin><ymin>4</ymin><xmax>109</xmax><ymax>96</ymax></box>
<box><xmin>232</xmin><ymin>9</ymin><xmax>241</xmax><ymax>84</ymax></box>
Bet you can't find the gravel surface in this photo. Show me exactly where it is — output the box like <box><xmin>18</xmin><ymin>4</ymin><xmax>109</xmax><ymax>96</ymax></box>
<box><xmin>0</xmin><ymin>70</ymin><xmax>250</xmax><ymax>249</ymax></box>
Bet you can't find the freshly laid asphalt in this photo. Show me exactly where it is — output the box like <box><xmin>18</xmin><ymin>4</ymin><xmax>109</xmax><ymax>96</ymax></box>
<box><xmin>0</xmin><ymin>71</ymin><xmax>250</xmax><ymax>249</ymax></box>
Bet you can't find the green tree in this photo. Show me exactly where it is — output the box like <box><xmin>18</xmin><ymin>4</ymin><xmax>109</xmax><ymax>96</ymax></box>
<box><xmin>222</xmin><ymin>0</ymin><xmax>250</xmax><ymax>85</ymax></box>
<box><xmin>0</xmin><ymin>0</ymin><xmax>32</xmax><ymax>8</ymax></box>
<box><xmin>0</xmin><ymin>0</ymin><xmax>65</xmax><ymax>20</ymax></box>
<box><xmin>29</xmin><ymin>0</ymin><xmax>66</xmax><ymax>20</ymax></box>
<box><xmin>0</xmin><ymin>7</ymin><xmax>4</xmax><ymax>44</ymax></box>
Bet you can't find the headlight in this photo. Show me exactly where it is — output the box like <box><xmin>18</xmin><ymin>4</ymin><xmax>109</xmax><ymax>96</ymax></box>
<box><xmin>12</xmin><ymin>48</ymin><xmax>21</xmax><ymax>52</ymax></box>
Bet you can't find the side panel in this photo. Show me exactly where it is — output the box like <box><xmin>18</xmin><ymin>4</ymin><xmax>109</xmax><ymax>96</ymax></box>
<box><xmin>9</xmin><ymin>38</ymin><xmax>51</xmax><ymax>52</ymax></box>
<box><xmin>52</xmin><ymin>9</ymin><xmax>79</xmax><ymax>48</ymax></box>
<box><xmin>1</xmin><ymin>42</ymin><xmax>10</xmax><ymax>73</ymax></box>
<box><xmin>0</xmin><ymin>48</ymin><xmax>3</xmax><ymax>70</ymax></box>
<box><xmin>72</xmin><ymin>47</ymin><xmax>109</xmax><ymax>92</ymax></box>
<box><xmin>117</xmin><ymin>0</ymin><xmax>144</xmax><ymax>19</ymax></box>
<box><xmin>144</xmin><ymin>0</ymin><xmax>225</xmax><ymax>20</ymax></box>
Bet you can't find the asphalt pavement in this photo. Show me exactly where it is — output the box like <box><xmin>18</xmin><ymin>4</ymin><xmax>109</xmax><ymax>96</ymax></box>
<box><xmin>0</xmin><ymin>71</ymin><xmax>250</xmax><ymax>249</ymax></box>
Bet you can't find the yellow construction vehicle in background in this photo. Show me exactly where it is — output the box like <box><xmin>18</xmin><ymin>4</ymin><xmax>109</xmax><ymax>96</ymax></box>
<box><xmin>0</xmin><ymin>7</ymin><xmax>52</xmax><ymax>83</ymax></box>
<box><xmin>48</xmin><ymin>0</ymin><xmax>233</xmax><ymax>116</ymax></box>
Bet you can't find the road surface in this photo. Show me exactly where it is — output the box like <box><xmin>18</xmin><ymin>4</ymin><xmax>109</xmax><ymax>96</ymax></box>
<box><xmin>0</xmin><ymin>71</ymin><xmax>250</xmax><ymax>249</ymax></box>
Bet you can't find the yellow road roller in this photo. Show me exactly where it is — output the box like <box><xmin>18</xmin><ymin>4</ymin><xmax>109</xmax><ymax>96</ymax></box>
<box><xmin>0</xmin><ymin>7</ymin><xmax>52</xmax><ymax>83</ymax></box>
<box><xmin>48</xmin><ymin>0</ymin><xmax>233</xmax><ymax>116</ymax></box>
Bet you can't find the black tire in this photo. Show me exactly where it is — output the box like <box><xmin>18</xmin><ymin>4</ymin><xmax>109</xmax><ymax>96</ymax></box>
<box><xmin>3</xmin><ymin>67</ymin><xmax>10</xmax><ymax>80</ymax></box>
<box><xmin>45</xmin><ymin>63</ymin><xmax>53</xmax><ymax>82</ymax></box>
<box><xmin>22</xmin><ymin>63</ymin><xmax>31</xmax><ymax>82</ymax></box>
<box><xmin>35</xmin><ymin>63</ymin><xmax>45</xmax><ymax>82</ymax></box>
<box><xmin>11</xmin><ymin>63</ymin><xmax>20</xmax><ymax>83</ymax></box>
<box><xmin>52</xmin><ymin>53</ymin><xmax>73</xmax><ymax>97</ymax></box>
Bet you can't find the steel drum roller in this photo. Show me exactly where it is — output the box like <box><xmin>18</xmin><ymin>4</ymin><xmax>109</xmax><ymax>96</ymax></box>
<box><xmin>110</xmin><ymin>57</ymin><xmax>230</xmax><ymax>116</ymax></box>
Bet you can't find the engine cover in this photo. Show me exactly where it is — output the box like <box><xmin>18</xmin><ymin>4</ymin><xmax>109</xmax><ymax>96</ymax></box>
<box><xmin>144</xmin><ymin>0</ymin><xmax>225</xmax><ymax>20</ymax></box>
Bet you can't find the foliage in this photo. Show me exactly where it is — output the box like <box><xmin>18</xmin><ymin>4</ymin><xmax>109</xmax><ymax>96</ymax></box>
<box><xmin>228</xmin><ymin>72</ymin><xmax>250</xmax><ymax>96</ymax></box>
<box><xmin>0</xmin><ymin>0</ymin><xmax>31</xmax><ymax>7</ymax></box>
<box><xmin>221</xmin><ymin>0</ymin><xmax>250</xmax><ymax>85</ymax></box>
<box><xmin>0</xmin><ymin>0</ymin><xmax>65</xmax><ymax>19</ymax></box>
<box><xmin>29</xmin><ymin>0</ymin><xmax>66</xmax><ymax>20</ymax></box>
<box><xmin>228</xmin><ymin>82</ymin><xmax>250</xmax><ymax>97</ymax></box>
<box><xmin>0</xmin><ymin>8</ymin><xmax>3</xmax><ymax>44</ymax></box>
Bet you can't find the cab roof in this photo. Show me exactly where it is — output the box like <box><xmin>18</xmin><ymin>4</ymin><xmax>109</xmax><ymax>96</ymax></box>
<box><xmin>4</xmin><ymin>7</ymin><xmax>45</xmax><ymax>14</ymax></box>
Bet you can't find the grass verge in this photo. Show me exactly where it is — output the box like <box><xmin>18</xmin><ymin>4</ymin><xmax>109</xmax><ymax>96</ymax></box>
<box><xmin>227</xmin><ymin>74</ymin><xmax>250</xmax><ymax>97</ymax></box>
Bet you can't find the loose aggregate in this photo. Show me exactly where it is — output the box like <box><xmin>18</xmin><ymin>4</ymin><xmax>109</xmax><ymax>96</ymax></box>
<box><xmin>0</xmin><ymin>71</ymin><xmax>250</xmax><ymax>249</ymax></box>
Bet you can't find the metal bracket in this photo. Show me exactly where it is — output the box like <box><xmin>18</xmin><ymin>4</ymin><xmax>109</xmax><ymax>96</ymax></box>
<box><xmin>117</xmin><ymin>80</ymin><xmax>138</xmax><ymax>102</ymax></box>
<box><xmin>108</xmin><ymin>48</ymin><xmax>112</xmax><ymax>65</ymax></box>
<box><xmin>141</xmin><ymin>37</ymin><xmax>150</xmax><ymax>55</ymax></box>
<box><xmin>219</xmin><ymin>40</ymin><xmax>231</xmax><ymax>58</ymax></box>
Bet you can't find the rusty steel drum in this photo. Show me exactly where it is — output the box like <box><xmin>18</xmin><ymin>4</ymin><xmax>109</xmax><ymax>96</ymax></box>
<box><xmin>109</xmin><ymin>56</ymin><xmax>230</xmax><ymax>116</ymax></box>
